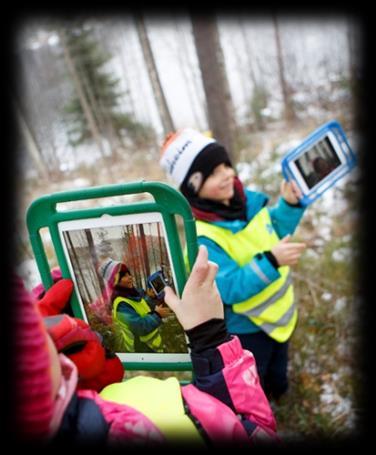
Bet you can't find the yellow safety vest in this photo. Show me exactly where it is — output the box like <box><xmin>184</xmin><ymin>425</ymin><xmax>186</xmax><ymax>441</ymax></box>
<box><xmin>100</xmin><ymin>376</ymin><xmax>204</xmax><ymax>445</ymax></box>
<box><xmin>113</xmin><ymin>296</ymin><xmax>163</xmax><ymax>352</ymax></box>
<box><xmin>196</xmin><ymin>207</ymin><xmax>297</xmax><ymax>342</ymax></box>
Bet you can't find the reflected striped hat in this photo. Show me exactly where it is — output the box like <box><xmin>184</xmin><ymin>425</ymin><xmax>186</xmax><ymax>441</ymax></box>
<box><xmin>98</xmin><ymin>259</ymin><xmax>129</xmax><ymax>286</ymax></box>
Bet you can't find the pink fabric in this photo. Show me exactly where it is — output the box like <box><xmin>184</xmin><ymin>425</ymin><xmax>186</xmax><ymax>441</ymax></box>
<box><xmin>217</xmin><ymin>336</ymin><xmax>277</xmax><ymax>434</ymax></box>
<box><xmin>14</xmin><ymin>274</ymin><xmax>55</xmax><ymax>440</ymax></box>
<box><xmin>31</xmin><ymin>267</ymin><xmax>62</xmax><ymax>300</ymax></box>
<box><xmin>181</xmin><ymin>337</ymin><xmax>277</xmax><ymax>445</ymax></box>
<box><xmin>49</xmin><ymin>354</ymin><xmax>78</xmax><ymax>437</ymax></box>
<box><xmin>78</xmin><ymin>389</ymin><xmax>165</xmax><ymax>445</ymax></box>
<box><xmin>181</xmin><ymin>385</ymin><xmax>249</xmax><ymax>445</ymax></box>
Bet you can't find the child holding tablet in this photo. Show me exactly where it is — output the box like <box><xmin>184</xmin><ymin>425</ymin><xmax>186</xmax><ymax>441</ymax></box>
<box><xmin>160</xmin><ymin>129</ymin><xmax>307</xmax><ymax>400</ymax></box>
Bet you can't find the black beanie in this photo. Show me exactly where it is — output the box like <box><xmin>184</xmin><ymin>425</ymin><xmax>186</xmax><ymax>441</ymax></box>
<box><xmin>180</xmin><ymin>142</ymin><xmax>232</xmax><ymax>198</ymax></box>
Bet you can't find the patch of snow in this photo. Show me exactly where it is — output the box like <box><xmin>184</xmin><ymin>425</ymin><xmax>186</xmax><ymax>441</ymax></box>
<box><xmin>236</xmin><ymin>162</ymin><xmax>253</xmax><ymax>182</ymax></box>
<box><xmin>320</xmin><ymin>383</ymin><xmax>336</xmax><ymax>405</ymax></box>
<box><xmin>317</xmin><ymin>225</ymin><xmax>332</xmax><ymax>242</ymax></box>
<box><xmin>305</xmin><ymin>248</ymin><xmax>320</xmax><ymax>259</ymax></box>
<box><xmin>260</xmin><ymin>166</ymin><xmax>275</xmax><ymax>180</ymax></box>
<box><xmin>263</xmin><ymin>99</ymin><xmax>284</xmax><ymax>119</ymax></box>
<box><xmin>260</xmin><ymin>107</ymin><xmax>272</xmax><ymax>117</ymax></box>
<box><xmin>332</xmin><ymin>247</ymin><xmax>351</xmax><ymax>262</ymax></box>
<box><xmin>304</xmin><ymin>359</ymin><xmax>320</xmax><ymax>375</ymax></box>
<box><xmin>320</xmin><ymin>378</ymin><xmax>353</xmax><ymax>423</ymax></box>
<box><xmin>311</xmin><ymin>238</ymin><xmax>326</xmax><ymax>247</ymax></box>
<box><xmin>334</xmin><ymin>297</ymin><xmax>347</xmax><ymax>312</ymax></box>
<box><xmin>275</xmin><ymin>139</ymin><xmax>301</xmax><ymax>157</ymax></box>
<box><xmin>321</xmin><ymin>292</ymin><xmax>332</xmax><ymax>301</ymax></box>
<box><xmin>72</xmin><ymin>178</ymin><xmax>92</xmax><ymax>188</ymax></box>
<box><xmin>292</xmin><ymin>91</ymin><xmax>312</xmax><ymax>104</ymax></box>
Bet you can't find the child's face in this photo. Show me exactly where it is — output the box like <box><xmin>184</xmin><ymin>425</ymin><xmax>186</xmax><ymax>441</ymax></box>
<box><xmin>118</xmin><ymin>272</ymin><xmax>134</xmax><ymax>288</ymax></box>
<box><xmin>198</xmin><ymin>163</ymin><xmax>235</xmax><ymax>205</ymax></box>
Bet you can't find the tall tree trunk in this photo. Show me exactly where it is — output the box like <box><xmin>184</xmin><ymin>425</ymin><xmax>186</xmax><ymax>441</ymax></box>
<box><xmin>65</xmin><ymin>231</ymin><xmax>91</xmax><ymax>304</ymax></box>
<box><xmin>272</xmin><ymin>15</ymin><xmax>296</xmax><ymax>124</ymax></box>
<box><xmin>126</xmin><ymin>24</ymin><xmax>155</xmax><ymax>129</ymax></box>
<box><xmin>13</xmin><ymin>97</ymin><xmax>50</xmax><ymax>180</ymax></box>
<box><xmin>84</xmin><ymin>228</ymin><xmax>107</xmax><ymax>294</ymax></box>
<box><xmin>186</xmin><ymin>21</ymin><xmax>210</xmax><ymax>127</ymax></box>
<box><xmin>139</xmin><ymin>224</ymin><xmax>150</xmax><ymax>278</ymax></box>
<box><xmin>173</xmin><ymin>17</ymin><xmax>205</xmax><ymax>128</ymax></box>
<box><xmin>346</xmin><ymin>16</ymin><xmax>358</xmax><ymax>93</ymax></box>
<box><xmin>239</xmin><ymin>19</ymin><xmax>258</xmax><ymax>90</ymax></box>
<box><xmin>134</xmin><ymin>14</ymin><xmax>175</xmax><ymax>135</ymax></box>
<box><xmin>191</xmin><ymin>14</ymin><xmax>237</xmax><ymax>161</ymax></box>
<box><xmin>117</xmin><ymin>32</ymin><xmax>137</xmax><ymax>120</ymax></box>
<box><xmin>80</xmin><ymin>66</ymin><xmax>119</xmax><ymax>161</ymax></box>
<box><xmin>59</xmin><ymin>27</ymin><xmax>107</xmax><ymax>173</ymax></box>
<box><xmin>92</xmin><ymin>23</ymin><xmax>127</xmax><ymax>158</ymax></box>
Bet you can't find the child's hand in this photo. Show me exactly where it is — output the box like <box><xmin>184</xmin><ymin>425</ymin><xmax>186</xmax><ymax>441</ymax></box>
<box><xmin>164</xmin><ymin>245</ymin><xmax>224</xmax><ymax>331</ymax></box>
<box><xmin>154</xmin><ymin>304</ymin><xmax>172</xmax><ymax>318</ymax></box>
<box><xmin>280</xmin><ymin>180</ymin><xmax>302</xmax><ymax>205</ymax></box>
<box><xmin>271</xmin><ymin>235</ymin><xmax>306</xmax><ymax>266</ymax></box>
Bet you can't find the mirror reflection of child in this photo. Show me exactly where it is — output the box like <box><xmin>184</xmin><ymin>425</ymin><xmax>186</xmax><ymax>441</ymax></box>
<box><xmin>160</xmin><ymin>129</ymin><xmax>307</xmax><ymax>401</ymax></box>
<box><xmin>312</xmin><ymin>156</ymin><xmax>336</xmax><ymax>179</ymax></box>
<box><xmin>13</xmin><ymin>246</ymin><xmax>279</xmax><ymax>446</ymax></box>
<box><xmin>99</xmin><ymin>259</ymin><xmax>170</xmax><ymax>353</ymax></box>
<box><xmin>145</xmin><ymin>281</ymin><xmax>165</xmax><ymax>310</ymax></box>
<box><xmin>306</xmin><ymin>156</ymin><xmax>335</xmax><ymax>188</ymax></box>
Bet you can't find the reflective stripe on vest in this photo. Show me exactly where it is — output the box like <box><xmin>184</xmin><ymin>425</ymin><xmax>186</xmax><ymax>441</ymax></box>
<box><xmin>196</xmin><ymin>207</ymin><xmax>297</xmax><ymax>342</ymax></box>
<box><xmin>100</xmin><ymin>376</ymin><xmax>204</xmax><ymax>444</ymax></box>
<box><xmin>113</xmin><ymin>296</ymin><xmax>163</xmax><ymax>352</ymax></box>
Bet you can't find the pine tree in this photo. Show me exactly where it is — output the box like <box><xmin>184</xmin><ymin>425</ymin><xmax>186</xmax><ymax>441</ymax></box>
<box><xmin>62</xmin><ymin>23</ymin><xmax>155</xmax><ymax>153</ymax></box>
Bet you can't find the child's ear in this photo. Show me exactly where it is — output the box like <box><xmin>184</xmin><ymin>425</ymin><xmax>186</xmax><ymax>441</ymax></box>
<box><xmin>187</xmin><ymin>171</ymin><xmax>204</xmax><ymax>194</ymax></box>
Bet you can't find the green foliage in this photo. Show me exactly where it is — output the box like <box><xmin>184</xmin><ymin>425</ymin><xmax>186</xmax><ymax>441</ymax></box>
<box><xmin>159</xmin><ymin>316</ymin><xmax>187</xmax><ymax>353</ymax></box>
<box><xmin>62</xmin><ymin>24</ymin><xmax>155</xmax><ymax>149</ymax></box>
<box><xmin>111</xmin><ymin>112</ymin><xmax>156</xmax><ymax>147</ymax></box>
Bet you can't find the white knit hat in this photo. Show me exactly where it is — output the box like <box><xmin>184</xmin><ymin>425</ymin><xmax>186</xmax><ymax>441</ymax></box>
<box><xmin>160</xmin><ymin>128</ymin><xmax>215</xmax><ymax>186</ymax></box>
<box><xmin>98</xmin><ymin>258</ymin><xmax>122</xmax><ymax>286</ymax></box>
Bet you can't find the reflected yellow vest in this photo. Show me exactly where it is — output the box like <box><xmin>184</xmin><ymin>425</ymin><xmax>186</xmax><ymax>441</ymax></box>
<box><xmin>100</xmin><ymin>376</ymin><xmax>204</xmax><ymax>445</ymax></box>
<box><xmin>196</xmin><ymin>207</ymin><xmax>297</xmax><ymax>342</ymax></box>
<box><xmin>113</xmin><ymin>296</ymin><xmax>163</xmax><ymax>352</ymax></box>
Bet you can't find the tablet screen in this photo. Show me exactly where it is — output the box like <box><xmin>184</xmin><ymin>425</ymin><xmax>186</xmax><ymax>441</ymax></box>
<box><xmin>58</xmin><ymin>212</ymin><xmax>189</xmax><ymax>363</ymax></box>
<box><xmin>150</xmin><ymin>274</ymin><xmax>166</xmax><ymax>295</ymax></box>
<box><xmin>293</xmin><ymin>134</ymin><xmax>342</xmax><ymax>190</ymax></box>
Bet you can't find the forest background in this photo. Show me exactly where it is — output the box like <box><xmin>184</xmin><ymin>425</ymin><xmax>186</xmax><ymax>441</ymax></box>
<box><xmin>9</xmin><ymin>10</ymin><xmax>369</xmax><ymax>443</ymax></box>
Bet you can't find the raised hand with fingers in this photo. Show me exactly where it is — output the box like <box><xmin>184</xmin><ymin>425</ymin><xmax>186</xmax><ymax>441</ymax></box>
<box><xmin>154</xmin><ymin>304</ymin><xmax>172</xmax><ymax>318</ymax></box>
<box><xmin>271</xmin><ymin>234</ymin><xmax>306</xmax><ymax>267</ymax></box>
<box><xmin>280</xmin><ymin>179</ymin><xmax>302</xmax><ymax>205</ymax></box>
<box><xmin>164</xmin><ymin>245</ymin><xmax>223</xmax><ymax>331</ymax></box>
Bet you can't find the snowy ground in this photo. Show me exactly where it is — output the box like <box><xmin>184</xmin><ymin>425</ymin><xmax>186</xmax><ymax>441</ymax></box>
<box><xmin>17</xmin><ymin>117</ymin><xmax>361</xmax><ymax>437</ymax></box>
<box><xmin>235</xmin><ymin>123</ymin><xmax>360</xmax><ymax>437</ymax></box>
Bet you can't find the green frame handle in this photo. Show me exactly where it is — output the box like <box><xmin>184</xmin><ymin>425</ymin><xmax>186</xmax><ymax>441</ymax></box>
<box><xmin>27</xmin><ymin>180</ymin><xmax>198</xmax><ymax>371</ymax></box>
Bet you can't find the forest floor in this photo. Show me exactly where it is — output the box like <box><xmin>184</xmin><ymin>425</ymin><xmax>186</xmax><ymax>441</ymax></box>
<box><xmin>17</xmin><ymin>109</ymin><xmax>364</xmax><ymax>444</ymax></box>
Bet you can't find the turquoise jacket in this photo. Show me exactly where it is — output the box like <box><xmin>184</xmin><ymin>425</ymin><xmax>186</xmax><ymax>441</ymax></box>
<box><xmin>197</xmin><ymin>189</ymin><xmax>305</xmax><ymax>334</ymax></box>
